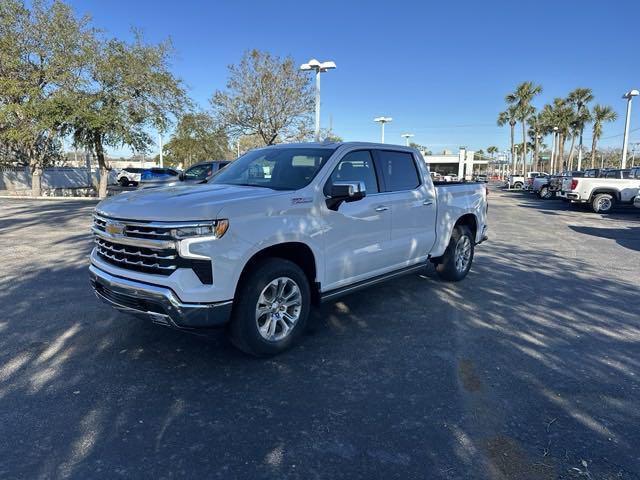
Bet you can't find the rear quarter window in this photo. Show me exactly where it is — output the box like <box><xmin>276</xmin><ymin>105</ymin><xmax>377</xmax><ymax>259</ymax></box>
<box><xmin>375</xmin><ymin>150</ymin><xmax>421</xmax><ymax>192</ymax></box>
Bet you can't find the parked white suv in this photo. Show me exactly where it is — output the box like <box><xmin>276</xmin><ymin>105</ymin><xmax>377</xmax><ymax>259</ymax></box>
<box><xmin>90</xmin><ymin>143</ymin><xmax>488</xmax><ymax>355</ymax></box>
<box><xmin>116</xmin><ymin>167</ymin><xmax>145</xmax><ymax>187</ymax></box>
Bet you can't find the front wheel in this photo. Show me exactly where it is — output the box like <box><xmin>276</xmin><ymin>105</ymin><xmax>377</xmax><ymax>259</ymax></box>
<box><xmin>591</xmin><ymin>193</ymin><xmax>614</xmax><ymax>213</ymax></box>
<box><xmin>229</xmin><ymin>258</ymin><xmax>310</xmax><ymax>356</ymax></box>
<box><xmin>435</xmin><ymin>225</ymin><xmax>475</xmax><ymax>282</ymax></box>
<box><xmin>539</xmin><ymin>186</ymin><xmax>551</xmax><ymax>199</ymax></box>
<box><xmin>513</xmin><ymin>182</ymin><xmax>523</xmax><ymax>189</ymax></box>
<box><xmin>118</xmin><ymin>177</ymin><xmax>129</xmax><ymax>187</ymax></box>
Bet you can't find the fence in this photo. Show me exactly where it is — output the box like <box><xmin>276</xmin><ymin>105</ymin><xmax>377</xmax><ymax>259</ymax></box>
<box><xmin>0</xmin><ymin>167</ymin><xmax>117</xmax><ymax>192</ymax></box>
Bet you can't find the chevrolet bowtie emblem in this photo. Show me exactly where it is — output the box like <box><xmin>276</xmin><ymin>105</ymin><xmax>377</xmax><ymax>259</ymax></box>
<box><xmin>105</xmin><ymin>221</ymin><xmax>125</xmax><ymax>236</ymax></box>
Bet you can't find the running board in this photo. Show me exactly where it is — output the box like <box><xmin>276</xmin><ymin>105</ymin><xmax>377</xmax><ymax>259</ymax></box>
<box><xmin>320</xmin><ymin>263</ymin><xmax>426</xmax><ymax>303</ymax></box>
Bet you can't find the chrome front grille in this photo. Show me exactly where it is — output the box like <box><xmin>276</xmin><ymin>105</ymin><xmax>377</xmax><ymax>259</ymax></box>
<box><xmin>95</xmin><ymin>237</ymin><xmax>177</xmax><ymax>274</ymax></box>
<box><xmin>92</xmin><ymin>214</ymin><xmax>214</xmax><ymax>283</ymax></box>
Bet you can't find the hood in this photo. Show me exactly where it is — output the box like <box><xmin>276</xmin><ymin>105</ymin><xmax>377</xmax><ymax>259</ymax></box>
<box><xmin>96</xmin><ymin>183</ymin><xmax>287</xmax><ymax>221</ymax></box>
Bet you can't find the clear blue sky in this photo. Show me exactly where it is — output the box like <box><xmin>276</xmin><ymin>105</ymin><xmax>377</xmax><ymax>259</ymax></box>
<box><xmin>69</xmin><ymin>0</ymin><xmax>640</xmax><ymax>156</ymax></box>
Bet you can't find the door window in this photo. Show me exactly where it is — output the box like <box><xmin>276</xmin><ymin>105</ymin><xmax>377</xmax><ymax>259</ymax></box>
<box><xmin>375</xmin><ymin>150</ymin><xmax>421</xmax><ymax>191</ymax></box>
<box><xmin>326</xmin><ymin>150</ymin><xmax>379</xmax><ymax>194</ymax></box>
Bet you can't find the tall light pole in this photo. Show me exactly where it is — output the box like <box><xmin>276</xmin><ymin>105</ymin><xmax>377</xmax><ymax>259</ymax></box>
<box><xmin>550</xmin><ymin>127</ymin><xmax>558</xmax><ymax>174</ymax></box>
<box><xmin>621</xmin><ymin>89</ymin><xmax>639</xmax><ymax>169</ymax></box>
<box><xmin>374</xmin><ymin>117</ymin><xmax>392</xmax><ymax>143</ymax></box>
<box><xmin>300</xmin><ymin>59</ymin><xmax>336</xmax><ymax>142</ymax></box>
<box><xmin>401</xmin><ymin>133</ymin><xmax>414</xmax><ymax>146</ymax></box>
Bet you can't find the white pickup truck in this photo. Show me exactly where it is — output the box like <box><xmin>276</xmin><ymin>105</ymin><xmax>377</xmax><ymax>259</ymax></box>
<box><xmin>562</xmin><ymin>167</ymin><xmax>640</xmax><ymax>213</ymax></box>
<box><xmin>89</xmin><ymin>142</ymin><xmax>488</xmax><ymax>355</ymax></box>
<box><xmin>507</xmin><ymin>171</ymin><xmax>547</xmax><ymax>189</ymax></box>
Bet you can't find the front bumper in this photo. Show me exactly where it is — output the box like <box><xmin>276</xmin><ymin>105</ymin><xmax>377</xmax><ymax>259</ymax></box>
<box><xmin>89</xmin><ymin>264</ymin><xmax>232</xmax><ymax>329</ymax></box>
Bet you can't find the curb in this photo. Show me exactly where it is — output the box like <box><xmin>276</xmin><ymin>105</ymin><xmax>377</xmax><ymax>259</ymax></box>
<box><xmin>0</xmin><ymin>195</ymin><xmax>100</xmax><ymax>202</ymax></box>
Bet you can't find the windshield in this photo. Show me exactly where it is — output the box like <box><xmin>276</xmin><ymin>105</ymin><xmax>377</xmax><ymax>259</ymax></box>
<box><xmin>210</xmin><ymin>147</ymin><xmax>336</xmax><ymax>190</ymax></box>
<box><xmin>184</xmin><ymin>164</ymin><xmax>213</xmax><ymax>180</ymax></box>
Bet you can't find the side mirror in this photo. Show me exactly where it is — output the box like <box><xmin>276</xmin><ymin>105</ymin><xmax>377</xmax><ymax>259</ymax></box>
<box><xmin>326</xmin><ymin>181</ymin><xmax>366</xmax><ymax>210</ymax></box>
<box><xmin>179</xmin><ymin>172</ymin><xmax>185</xmax><ymax>181</ymax></box>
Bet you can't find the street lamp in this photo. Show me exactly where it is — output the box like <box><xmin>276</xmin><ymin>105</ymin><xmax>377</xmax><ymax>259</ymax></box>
<box><xmin>401</xmin><ymin>133</ymin><xmax>414</xmax><ymax>146</ymax></box>
<box><xmin>621</xmin><ymin>89</ymin><xmax>639</xmax><ymax>169</ymax></box>
<box><xmin>374</xmin><ymin>117</ymin><xmax>392</xmax><ymax>143</ymax></box>
<box><xmin>300</xmin><ymin>59</ymin><xmax>337</xmax><ymax>142</ymax></box>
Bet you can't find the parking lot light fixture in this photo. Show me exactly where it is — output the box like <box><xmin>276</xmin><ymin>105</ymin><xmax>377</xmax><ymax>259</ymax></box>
<box><xmin>401</xmin><ymin>133</ymin><xmax>414</xmax><ymax>146</ymax></box>
<box><xmin>300</xmin><ymin>59</ymin><xmax>337</xmax><ymax>142</ymax></box>
<box><xmin>374</xmin><ymin>117</ymin><xmax>392</xmax><ymax>143</ymax></box>
<box><xmin>621</xmin><ymin>89</ymin><xmax>639</xmax><ymax>169</ymax></box>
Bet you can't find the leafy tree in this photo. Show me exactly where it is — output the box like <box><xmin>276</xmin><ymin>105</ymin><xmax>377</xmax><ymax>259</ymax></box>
<box><xmin>527</xmin><ymin>114</ymin><xmax>544</xmax><ymax>171</ymax></box>
<box><xmin>66</xmin><ymin>33</ymin><xmax>188</xmax><ymax>197</ymax></box>
<box><xmin>0</xmin><ymin>0</ymin><xmax>94</xmax><ymax>195</ymax></box>
<box><xmin>506</xmin><ymin>82</ymin><xmax>542</xmax><ymax>174</ymax></box>
<box><xmin>589</xmin><ymin>105</ymin><xmax>617</xmax><ymax>169</ymax></box>
<box><xmin>540</xmin><ymin>98</ymin><xmax>574</xmax><ymax>173</ymax></box>
<box><xmin>163</xmin><ymin>112</ymin><xmax>231</xmax><ymax>167</ymax></box>
<box><xmin>497</xmin><ymin>106</ymin><xmax>518</xmax><ymax>174</ymax></box>
<box><xmin>211</xmin><ymin>49</ymin><xmax>314</xmax><ymax>146</ymax></box>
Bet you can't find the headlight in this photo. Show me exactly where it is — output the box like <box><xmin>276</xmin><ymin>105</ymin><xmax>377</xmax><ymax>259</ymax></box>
<box><xmin>172</xmin><ymin>219</ymin><xmax>229</xmax><ymax>239</ymax></box>
<box><xmin>175</xmin><ymin>220</ymin><xmax>229</xmax><ymax>261</ymax></box>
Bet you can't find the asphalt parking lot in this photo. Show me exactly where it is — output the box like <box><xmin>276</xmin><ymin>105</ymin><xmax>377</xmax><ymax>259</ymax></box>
<box><xmin>1</xmin><ymin>188</ymin><xmax>639</xmax><ymax>480</ymax></box>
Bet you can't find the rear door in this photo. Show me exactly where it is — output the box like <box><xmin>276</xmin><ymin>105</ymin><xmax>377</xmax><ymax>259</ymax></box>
<box><xmin>372</xmin><ymin>149</ymin><xmax>437</xmax><ymax>267</ymax></box>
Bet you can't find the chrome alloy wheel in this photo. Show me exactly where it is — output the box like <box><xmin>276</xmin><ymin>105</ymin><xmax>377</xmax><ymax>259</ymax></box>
<box><xmin>597</xmin><ymin>197</ymin><xmax>612</xmax><ymax>211</ymax></box>
<box><xmin>454</xmin><ymin>235</ymin><xmax>472</xmax><ymax>273</ymax></box>
<box><xmin>255</xmin><ymin>277</ymin><xmax>302</xmax><ymax>342</ymax></box>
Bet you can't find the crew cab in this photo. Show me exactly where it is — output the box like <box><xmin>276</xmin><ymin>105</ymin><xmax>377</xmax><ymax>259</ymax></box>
<box><xmin>561</xmin><ymin>168</ymin><xmax>640</xmax><ymax>213</ymax></box>
<box><xmin>89</xmin><ymin>142</ymin><xmax>488</xmax><ymax>356</ymax></box>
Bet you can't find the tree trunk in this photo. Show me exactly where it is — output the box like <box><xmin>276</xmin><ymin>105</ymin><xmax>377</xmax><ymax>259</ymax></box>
<box><xmin>557</xmin><ymin>134</ymin><xmax>565</xmax><ymax>171</ymax></box>
<box><xmin>590</xmin><ymin>135</ymin><xmax>598</xmax><ymax>169</ymax></box>
<box><xmin>510</xmin><ymin>123</ymin><xmax>516</xmax><ymax>176</ymax></box>
<box><xmin>28</xmin><ymin>146</ymin><xmax>43</xmax><ymax>197</ymax></box>
<box><xmin>566</xmin><ymin>134</ymin><xmax>576</xmax><ymax>171</ymax></box>
<box><xmin>93</xmin><ymin>133</ymin><xmax>109</xmax><ymax>199</ymax></box>
<box><xmin>521</xmin><ymin>121</ymin><xmax>527</xmax><ymax>175</ymax></box>
<box><xmin>533</xmin><ymin>134</ymin><xmax>539</xmax><ymax>172</ymax></box>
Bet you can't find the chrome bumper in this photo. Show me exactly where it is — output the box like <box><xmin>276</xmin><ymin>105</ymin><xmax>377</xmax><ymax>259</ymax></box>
<box><xmin>89</xmin><ymin>264</ymin><xmax>232</xmax><ymax>329</ymax></box>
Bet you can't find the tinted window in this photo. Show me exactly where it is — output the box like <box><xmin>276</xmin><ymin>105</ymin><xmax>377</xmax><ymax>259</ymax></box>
<box><xmin>185</xmin><ymin>164</ymin><xmax>212</xmax><ymax>180</ymax></box>
<box><xmin>376</xmin><ymin>150</ymin><xmax>420</xmax><ymax>191</ymax></box>
<box><xmin>327</xmin><ymin>150</ymin><xmax>379</xmax><ymax>194</ymax></box>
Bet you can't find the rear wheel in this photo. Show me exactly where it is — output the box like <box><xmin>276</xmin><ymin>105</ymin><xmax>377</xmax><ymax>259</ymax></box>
<box><xmin>538</xmin><ymin>186</ymin><xmax>551</xmax><ymax>199</ymax></box>
<box><xmin>513</xmin><ymin>182</ymin><xmax>523</xmax><ymax>189</ymax></box>
<box><xmin>229</xmin><ymin>258</ymin><xmax>310</xmax><ymax>356</ymax></box>
<box><xmin>591</xmin><ymin>193</ymin><xmax>614</xmax><ymax>213</ymax></box>
<box><xmin>435</xmin><ymin>225</ymin><xmax>474</xmax><ymax>282</ymax></box>
<box><xmin>118</xmin><ymin>177</ymin><xmax>129</xmax><ymax>187</ymax></box>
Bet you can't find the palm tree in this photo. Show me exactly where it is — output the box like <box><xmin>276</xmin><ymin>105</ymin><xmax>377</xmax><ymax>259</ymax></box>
<box><xmin>506</xmin><ymin>82</ymin><xmax>543</xmax><ymax>174</ymax></box>
<box><xmin>487</xmin><ymin>146</ymin><xmax>498</xmax><ymax>158</ymax></box>
<box><xmin>497</xmin><ymin>106</ymin><xmax>518</xmax><ymax>175</ymax></box>
<box><xmin>527</xmin><ymin>113</ymin><xmax>544</xmax><ymax>171</ymax></box>
<box><xmin>590</xmin><ymin>105</ymin><xmax>617</xmax><ymax>168</ymax></box>
<box><xmin>567</xmin><ymin>88</ymin><xmax>593</xmax><ymax>170</ymax></box>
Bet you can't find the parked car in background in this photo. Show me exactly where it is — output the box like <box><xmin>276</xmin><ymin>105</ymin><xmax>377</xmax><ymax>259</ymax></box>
<box><xmin>507</xmin><ymin>171</ymin><xmax>547</xmax><ymax>189</ymax></box>
<box><xmin>561</xmin><ymin>170</ymin><xmax>640</xmax><ymax>212</ymax></box>
<box><xmin>139</xmin><ymin>167</ymin><xmax>181</xmax><ymax>186</ymax></box>
<box><xmin>549</xmin><ymin>171</ymin><xmax>584</xmax><ymax>200</ymax></box>
<box><xmin>474</xmin><ymin>174</ymin><xmax>488</xmax><ymax>182</ymax></box>
<box><xmin>116</xmin><ymin>167</ymin><xmax>145</xmax><ymax>187</ymax></box>
<box><xmin>531</xmin><ymin>175</ymin><xmax>551</xmax><ymax>197</ymax></box>
<box><xmin>90</xmin><ymin>142</ymin><xmax>488</xmax><ymax>356</ymax></box>
<box><xmin>179</xmin><ymin>161</ymin><xmax>231</xmax><ymax>184</ymax></box>
<box><xmin>603</xmin><ymin>169</ymin><xmax>631</xmax><ymax>179</ymax></box>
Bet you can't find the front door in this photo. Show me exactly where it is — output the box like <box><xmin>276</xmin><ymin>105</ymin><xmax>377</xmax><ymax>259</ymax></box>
<box><xmin>322</xmin><ymin>150</ymin><xmax>393</xmax><ymax>291</ymax></box>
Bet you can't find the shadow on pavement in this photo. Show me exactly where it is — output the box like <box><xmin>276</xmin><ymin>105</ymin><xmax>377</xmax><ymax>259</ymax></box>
<box><xmin>568</xmin><ymin>225</ymin><xmax>640</xmax><ymax>252</ymax></box>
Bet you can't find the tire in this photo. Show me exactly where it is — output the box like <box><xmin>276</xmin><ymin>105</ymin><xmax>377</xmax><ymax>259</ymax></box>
<box><xmin>118</xmin><ymin>177</ymin><xmax>129</xmax><ymax>187</ymax></box>
<box><xmin>591</xmin><ymin>193</ymin><xmax>614</xmax><ymax>213</ymax></box>
<box><xmin>435</xmin><ymin>225</ymin><xmax>475</xmax><ymax>282</ymax></box>
<box><xmin>539</xmin><ymin>186</ymin><xmax>551</xmax><ymax>199</ymax></box>
<box><xmin>229</xmin><ymin>258</ymin><xmax>311</xmax><ymax>357</ymax></box>
<box><xmin>513</xmin><ymin>182</ymin><xmax>523</xmax><ymax>189</ymax></box>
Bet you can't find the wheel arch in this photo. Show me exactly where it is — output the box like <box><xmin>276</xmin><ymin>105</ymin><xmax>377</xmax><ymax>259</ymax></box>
<box><xmin>235</xmin><ymin>242</ymin><xmax>320</xmax><ymax>304</ymax></box>
<box><xmin>589</xmin><ymin>189</ymin><xmax>620</xmax><ymax>202</ymax></box>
